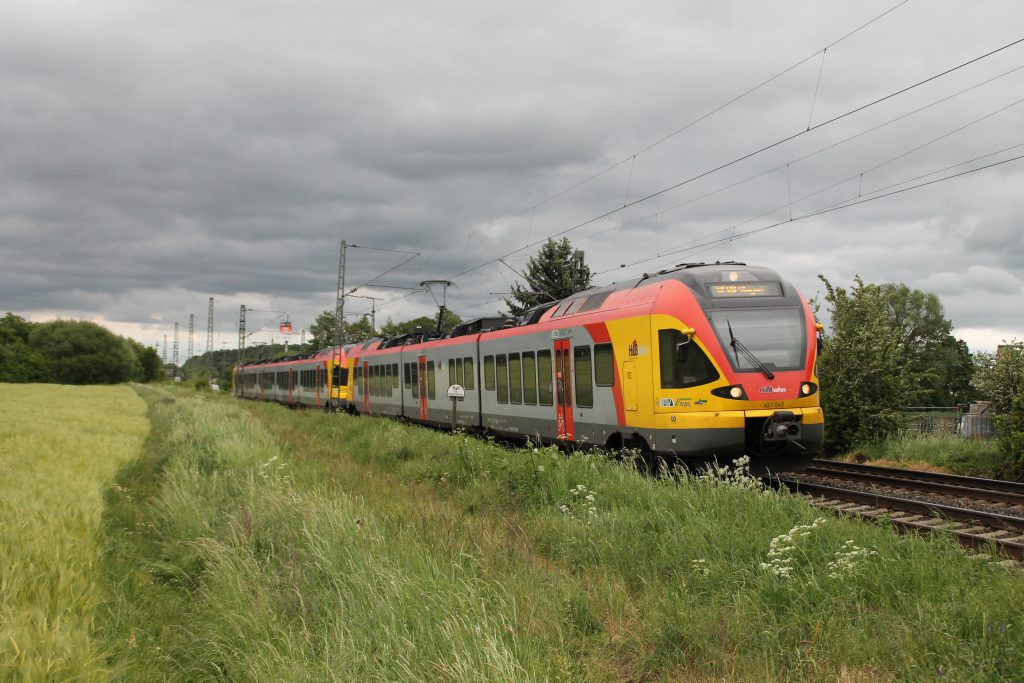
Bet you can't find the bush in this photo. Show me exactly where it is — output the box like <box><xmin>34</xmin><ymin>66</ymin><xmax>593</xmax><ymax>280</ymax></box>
<box><xmin>974</xmin><ymin>343</ymin><xmax>1024</xmax><ymax>479</ymax></box>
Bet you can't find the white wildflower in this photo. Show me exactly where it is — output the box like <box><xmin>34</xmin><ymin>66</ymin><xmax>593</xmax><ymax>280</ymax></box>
<box><xmin>761</xmin><ymin>517</ymin><xmax>827</xmax><ymax>579</ymax></box>
<box><xmin>700</xmin><ymin>455</ymin><xmax>766</xmax><ymax>492</ymax></box>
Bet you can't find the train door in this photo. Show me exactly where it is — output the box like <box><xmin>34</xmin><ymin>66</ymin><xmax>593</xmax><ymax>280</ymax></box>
<box><xmin>362</xmin><ymin>361</ymin><xmax>370</xmax><ymax>413</ymax></box>
<box><xmin>417</xmin><ymin>355</ymin><xmax>428</xmax><ymax>420</ymax></box>
<box><xmin>554</xmin><ymin>338</ymin><xmax>574</xmax><ymax>440</ymax></box>
<box><xmin>622</xmin><ymin>361</ymin><xmax>638</xmax><ymax>412</ymax></box>
<box><xmin>288</xmin><ymin>368</ymin><xmax>294</xmax><ymax>403</ymax></box>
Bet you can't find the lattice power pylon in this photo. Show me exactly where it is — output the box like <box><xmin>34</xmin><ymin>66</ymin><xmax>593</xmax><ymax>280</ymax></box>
<box><xmin>206</xmin><ymin>297</ymin><xmax>214</xmax><ymax>375</ymax></box>
<box><xmin>188</xmin><ymin>313</ymin><xmax>195</xmax><ymax>361</ymax></box>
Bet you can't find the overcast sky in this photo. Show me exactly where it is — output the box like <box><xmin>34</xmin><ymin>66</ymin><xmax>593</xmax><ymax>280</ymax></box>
<box><xmin>3</xmin><ymin>0</ymin><xmax>1023</xmax><ymax>358</ymax></box>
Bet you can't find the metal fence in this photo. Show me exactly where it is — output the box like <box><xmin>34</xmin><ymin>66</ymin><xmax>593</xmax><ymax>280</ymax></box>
<box><xmin>901</xmin><ymin>403</ymin><xmax>995</xmax><ymax>439</ymax></box>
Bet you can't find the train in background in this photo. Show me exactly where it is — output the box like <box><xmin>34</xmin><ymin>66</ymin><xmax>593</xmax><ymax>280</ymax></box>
<box><xmin>235</xmin><ymin>345</ymin><xmax>350</xmax><ymax>410</ymax></box>
<box><xmin>235</xmin><ymin>262</ymin><xmax>823</xmax><ymax>468</ymax></box>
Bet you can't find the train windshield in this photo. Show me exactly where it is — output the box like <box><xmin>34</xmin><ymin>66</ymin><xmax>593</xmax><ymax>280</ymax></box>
<box><xmin>708</xmin><ymin>307</ymin><xmax>806</xmax><ymax>372</ymax></box>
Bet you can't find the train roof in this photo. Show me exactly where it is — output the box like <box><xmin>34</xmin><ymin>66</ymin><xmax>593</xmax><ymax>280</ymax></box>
<box><xmin>344</xmin><ymin>262</ymin><xmax>800</xmax><ymax>355</ymax></box>
<box><xmin>237</xmin><ymin>345</ymin><xmax>348</xmax><ymax>370</ymax></box>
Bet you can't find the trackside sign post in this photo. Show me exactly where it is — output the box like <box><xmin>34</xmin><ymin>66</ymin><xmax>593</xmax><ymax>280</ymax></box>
<box><xmin>448</xmin><ymin>384</ymin><xmax>465</xmax><ymax>430</ymax></box>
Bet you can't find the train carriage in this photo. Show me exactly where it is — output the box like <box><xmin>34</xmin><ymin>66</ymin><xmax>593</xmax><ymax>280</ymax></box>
<box><xmin>342</xmin><ymin>262</ymin><xmax>823</xmax><ymax>467</ymax></box>
<box><xmin>234</xmin><ymin>345</ymin><xmax>351</xmax><ymax>410</ymax></box>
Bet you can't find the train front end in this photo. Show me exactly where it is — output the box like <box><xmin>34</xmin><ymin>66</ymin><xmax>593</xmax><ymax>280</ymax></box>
<box><xmin>645</xmin><ymin>263</ymin><xmax>822</xmax><ymax>469</ymax></box>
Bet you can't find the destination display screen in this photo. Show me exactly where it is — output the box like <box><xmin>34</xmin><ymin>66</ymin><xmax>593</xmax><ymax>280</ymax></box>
<box><xmin>708</xmin><ymin>281</ymin><xmax>782</xmax><ymax>298</ymax></box>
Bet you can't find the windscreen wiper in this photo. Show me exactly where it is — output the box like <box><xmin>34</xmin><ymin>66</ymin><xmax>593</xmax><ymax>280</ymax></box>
<box><xmin>727</xmin><ymin>319</ymin><xmax>775</xmax><ymax>379</ymax></box>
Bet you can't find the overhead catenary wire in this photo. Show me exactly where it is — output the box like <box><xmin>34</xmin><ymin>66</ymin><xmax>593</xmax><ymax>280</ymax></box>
<box><xmin>596</xmin><ymin>90</ymin><xmax>1024</xmax><ymax>274</ymax></box>
<box><xmin>573</xmin><ymin>61</ymin><xmax>1024</xmax><ymax>248</ymax></box>
<box><xmin>443</xmin><ymin>1</ymin><xmax>914</xmax><ymax>247</ymax></box>
<box><xmin>448</xmin><ymin>141</ymin><xmax>1024</xmax><ymax>314</ymax></box>
<box><xmin>600</xmin><ymin>148</ymin><xmax>1024</xmax><ymax>281</ymax></box>
<box><xmin>338</xmin><ymin>1</ymin><xmax>916</xmax><ymax>307</ymax></box>
<box><xmin>345</xmin><ymin>245</ymin><xmax>421</xmax><ymax>294</ymax></box>
<box><xmin>444</xmin><ymin>36</ymin><xmax>1024</xmax><ymax>284</ymax></box>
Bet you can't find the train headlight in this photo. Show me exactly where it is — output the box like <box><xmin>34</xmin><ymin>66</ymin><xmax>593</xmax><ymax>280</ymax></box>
<box><xmin>711</xmin><ymin>384</ymin><xmax>748</xmax><ymax>400</ymax></box>
<box><xmin>799</xmin><ymin>382</ymin><xmax>818</xmax><ymax>396</ymax></box>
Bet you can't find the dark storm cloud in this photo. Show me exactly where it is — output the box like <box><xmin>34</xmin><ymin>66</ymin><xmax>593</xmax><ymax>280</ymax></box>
<box><xmin>2</xmin><ymin>0</ymin><xmax>1023</xmax><ymax>352</ymax></box>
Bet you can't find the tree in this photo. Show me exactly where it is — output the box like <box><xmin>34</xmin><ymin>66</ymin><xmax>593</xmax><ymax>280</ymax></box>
<box><xmin>504</xmin><ymin>238</ymin><xmax>592</xmax><ymax>317</ymax></box>
<box><xmin>973</xmin><ymin>343</ymin><xmax>1024</xmax><ymax>479</ymax></box>
<box><xmin>874</xmin><ymin>283</ymin><xmax>975</xmax><ymax>405</ymax></box>
<box><xmin>125</xmin><ymin>338</ymin><xmax>164</xmax><ymax>382</ymax></box>
<box><xmin>309</xmin><ymin>311</ymin><xmax>379</xmax><ymax>348</ymax></box>
<box><xmin>817</xmin><ymin>276</ymin><xmax>913</xmax><ymax>452</ymax></box>
<box><xmin>378</xmin><ymin>310</ymin><xmax>462</xmax><ymax>339</ymax></box>
<box><xmin>0</xmin><ymin>313</ymin><xmax>50</xmax><ymax>382</ymax></box>
<box><xmin>816</xmin><ymin>276</ymin><xmax>973</xmax><ymax>452</ymax></box>
<box><xmin>29</xmin><ymin>320</ymin><xmax>139</xmax><ymax>385</ymax></box>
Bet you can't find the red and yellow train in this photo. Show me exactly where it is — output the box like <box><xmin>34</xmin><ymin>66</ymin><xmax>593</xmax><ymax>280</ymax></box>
<box><xmin>235</xmin><ymin>262</ymin><xmax>823</xmax><ymax>467</ymax></box>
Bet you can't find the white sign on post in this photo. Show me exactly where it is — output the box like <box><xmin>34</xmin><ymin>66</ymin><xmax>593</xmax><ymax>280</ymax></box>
<box><xmin>447</xmin><ymin>384</ymin><xmax>465</xmax><ymax>400</ymax></box>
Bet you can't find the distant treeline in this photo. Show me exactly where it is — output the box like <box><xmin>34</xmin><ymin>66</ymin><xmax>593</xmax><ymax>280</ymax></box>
<box><xmin>0</xmin><ymin>313</ymin><xmax>163</xmax><ymax>384</ymax></box>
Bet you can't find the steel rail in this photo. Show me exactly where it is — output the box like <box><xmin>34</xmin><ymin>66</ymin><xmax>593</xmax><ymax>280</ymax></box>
<box><xmin>802</xmin><ymin>465</ymin><xmax>1024</xmax><ymax>507</ymax></box>
<box><xmin>809</xmin><ymin>459</ymin><xmax>1024</xmax><ymax>495</ymax></box>
<box><xmin>774</xmin><ymin>478</ymin><xmax>1024</xmax><ymax>561</ymax></box>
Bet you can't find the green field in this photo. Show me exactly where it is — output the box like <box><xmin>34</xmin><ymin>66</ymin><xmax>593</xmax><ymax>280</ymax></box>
<box><xmin>3</xmin><ymin>383</ymin><xmax>1023</xmax><ymax>681</ymax></box>
<box><xmin>0</xmin><ymin>384</ymin><xmax>149</xmax><ymax>680</ymax></box>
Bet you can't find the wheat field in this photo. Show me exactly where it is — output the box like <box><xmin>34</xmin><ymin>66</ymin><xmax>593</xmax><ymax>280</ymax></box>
<box><xmin>0</xmin><ymin>383</ymin><xmax>148</xmax><ymax>681</ymax></box>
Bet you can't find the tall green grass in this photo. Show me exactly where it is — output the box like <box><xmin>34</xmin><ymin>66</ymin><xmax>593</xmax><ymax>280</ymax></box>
<box><xmin>0</xmin><ymin>383</ymin><xmax>148</xmax><ymax>681</ymax></box>
<box><xmin>848</xmin><ymin>432</ymin><xmax>1005</xmax><ymax>477</ymax></box>
<box><xmin>100</xmin><ymin>387</ymin><xmax>1024</xmax><ymax>681</ymax></box>
<box><xmin>101</xmin><ymin>388</ymin><xmax>591</xmax><ymax>681</ymax></box>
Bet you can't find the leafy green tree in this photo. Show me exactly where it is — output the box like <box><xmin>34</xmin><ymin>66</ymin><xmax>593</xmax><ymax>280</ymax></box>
<box><xmin>817</xmin><ymin>276</ymin><xmax>913</xmax><ymax>452</ymax></box>
<box><xmin>973</xmin><ymin>343</ymin><xmax>1024</xmax><ymax>479</ymax></box>
<box><xmin>126</xmin><ymin>338</ymin><xmax>164</xmax><ymax>382</ymax></box>
<box><xmin>30</xmin><ymin>320</ymin><xmax>139</xmax><ymax>385</ymax></box>
<box><xmin>923</xmin><ymin>336</ymin><xmax>977</xmax><ymax>406</ymax></box>
<box><xmin>875</xmin><ymin>283</ymin><xmax>974</xmax><ymax>405</ymax></box>
<box><xmin>378</xmin><ymin>310</ymin><xmax>462</xmax><ymax>339</ymax></box>
<box><xmin>504</xmin><ymin>238</ymin><xmax>592</xmax><ymax>316</ymax></box>
<box><xmin>309</xmin><ymin>311</ymin><xmax>377</xmax><ymax>347</ymax></box>
<box><xmin>817</xmin><ymin>276</ymin><xmax>974</xmax><ymax>452</ymax></box>
<box><xmin>0</xmin><ymin>313</ymin><xmax>50</xmax><ymax>382</ymax></box>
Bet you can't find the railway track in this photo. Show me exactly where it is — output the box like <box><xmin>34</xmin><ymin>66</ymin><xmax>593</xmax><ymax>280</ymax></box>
<box><xmin>771</xmin><ymin>459</ymin><xmax>1024</xmax><ymax>563</ymax></box>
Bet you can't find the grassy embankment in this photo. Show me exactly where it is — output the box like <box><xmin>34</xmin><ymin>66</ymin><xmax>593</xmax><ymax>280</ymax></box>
<box><xmin>0</xmin><ymin>384</ymin><xmax>148</xmax><ymax>680</ymax></box>
<box><xmin>100</xmin><ymin>386</ymin><xmax>1023</xmax><ymax>681</ymax></box>
<box><xmin>844</xmin><ymin>433</ymin><xmax>1005</xmax><ymax>477</ymax></box>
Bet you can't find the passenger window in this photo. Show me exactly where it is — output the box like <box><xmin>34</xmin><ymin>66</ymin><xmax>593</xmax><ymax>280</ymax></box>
<box><xmin>464</xmin><ymin>357</ymin><xmax>475</xmax><ymax>390</ymax></box>
<box><xmin>427</xmin><ymin>361</ymin><xmax>436</xmax><ymax>399</ymax></box>
<box><xmin>404</xmin><ymin>363</ymin><xmax>411</xmax><ymax>389</ymax></box>
<box><xmin>574</xmin><ymin>346</ymin><xmax>594</xmax><ymax>408</ymax></box>
<box><xmin>522</xmin><ymin>352</ymin><xmax>537</xmax><ymax>405</ymax></box>
<box><xmin>484</xmin><ymin>355</ymin><xmax>495</xmax><ymax>390</ymax></box>
<box><xmin>392</xmin><ymin>364</ymin><xmax>399</xmax><ymax>389</ymax></box>
<box><xmin>509</xmin><ymin>353</ymin><xmax>522</xmax><ymax>404</ymax></box>
<box><xmin>448</xmin><ymin>358</ymin><xmax>456</xmax><ymax>387</ymax></box>
<box><xmin>496</xmin><ymin>354</ymin><xmax>508</xmax><ymax>404</ymax></box>
<box><xmin>456</xmin><ymin>357</ymin><xmax>464</xmax><ymax>387</ymax></box>
<box><xmin>595</xmin><ymin>343</ymin><xmax>614</xmax><ymax>386</ymax></box>
<box><xmin>411</xmin><ymin>363</ymin><xmax>419</xmax><ymax>398</ymax></box>
<box><xmin>537</xmin><ymin>350</ymin><xmax>553</xmax><ymax>406</ymax></box>
<box><xmin>658</xmin><ymin>329</ymin><xmax>720</xmax><ymax>388</ymax></box>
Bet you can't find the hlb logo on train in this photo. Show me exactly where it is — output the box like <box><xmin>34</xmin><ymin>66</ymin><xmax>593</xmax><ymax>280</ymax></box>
<box><xmin>759</xmin><ymin>385</ymin><xmax>786</xmax><ymax>394</ymax></box>
<box><xmin>628</xmin><ymin>340</ymin><xmax>639</xmax><ymax>357</ymax></box>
